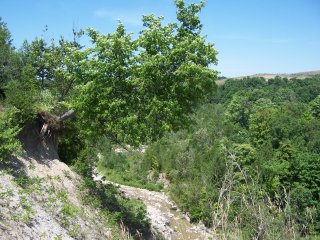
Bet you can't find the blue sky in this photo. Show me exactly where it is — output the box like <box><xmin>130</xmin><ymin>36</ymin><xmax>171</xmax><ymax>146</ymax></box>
<box><xmin>1</xmin><ymin>0</ymin><xmax>319</xmax><ymax>77</ymax></box>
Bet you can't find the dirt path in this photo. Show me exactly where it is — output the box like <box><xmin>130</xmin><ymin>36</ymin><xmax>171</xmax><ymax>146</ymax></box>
<box><xmin>93</xmin><ymin>174</ymin><xmax>214</xmax><ymax>240</ymax></box>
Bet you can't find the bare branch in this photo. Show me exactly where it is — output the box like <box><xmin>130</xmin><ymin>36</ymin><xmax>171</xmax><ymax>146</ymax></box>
<box><xmin>59</xmin><ymin>110</ymin><xmax>75</xmax><ymax>121</ymax></box>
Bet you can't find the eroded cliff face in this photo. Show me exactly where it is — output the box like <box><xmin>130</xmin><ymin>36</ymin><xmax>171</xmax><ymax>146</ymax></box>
<box><xmin>0</xmin><ymin>119</ymin><xmax>112</xmax><ymax>240</ymax></box>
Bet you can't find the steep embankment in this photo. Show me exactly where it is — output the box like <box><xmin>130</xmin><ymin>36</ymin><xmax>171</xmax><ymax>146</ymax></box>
<box><xmin>94</xmin><ymin>174</ymin><xmax>214</xmax><ymax>240</ymax></box>
<box><xmin>0</xmin><ymin>121</ymin><xmax>112</xmax><ymax>239</ymax></box>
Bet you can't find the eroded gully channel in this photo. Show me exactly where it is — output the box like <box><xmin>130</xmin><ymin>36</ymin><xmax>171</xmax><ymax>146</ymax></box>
<box><xmin>93</xmin><ymin>174</ymin><xmax>214</xmax><ymax>240</ymax></box>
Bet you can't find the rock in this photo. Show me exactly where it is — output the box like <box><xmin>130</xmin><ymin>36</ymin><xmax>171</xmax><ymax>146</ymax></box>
<box><xmin>170</xmin><ymin>205</ymin><xmax>178</xmax><ymax>211</ymax></box>
<box><xmin>156</xmin><ymin>173</ymin><xmax>170</xmax><ymax>189</ymax></box>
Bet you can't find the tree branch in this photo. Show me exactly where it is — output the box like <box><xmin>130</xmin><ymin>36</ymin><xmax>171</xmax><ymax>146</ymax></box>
<box><xmin>59</xmin><ymin>110</ymin><xmax>75</xmax><ymax>122</ymax></box>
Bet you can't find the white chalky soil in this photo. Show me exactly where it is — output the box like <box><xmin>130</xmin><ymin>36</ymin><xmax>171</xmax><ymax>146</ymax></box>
<box><xmin>93</xmin><ymin>173</ymin><xmax>214</xmax><ymax>240</ymax></box>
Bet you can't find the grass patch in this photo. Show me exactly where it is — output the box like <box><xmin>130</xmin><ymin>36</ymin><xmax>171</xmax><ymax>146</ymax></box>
<box><xmin>97</xmin><ymin>166</ymin><xmax>162</xmax><ymax>192</ymax></box>
<box><xmin>97</xmin><ymin>149</ymin><xmax>162</xmax><ymax>192</ymax></box>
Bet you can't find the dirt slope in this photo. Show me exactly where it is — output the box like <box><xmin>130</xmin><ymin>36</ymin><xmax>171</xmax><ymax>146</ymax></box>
<box><xmin>94</xmin><ymin>174</ymin><xmax>214</xmax><ymax>240</ymax></box>
<box><xmin>0</xmin><ymin>121</ymin><xmax>112</xmax><ymax>239</ymax></box>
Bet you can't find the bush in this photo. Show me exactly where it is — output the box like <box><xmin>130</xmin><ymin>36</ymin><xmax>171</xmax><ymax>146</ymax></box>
<box><xmin>5</xmin><ymin>75</ymin><xmax>41</xmax><ymax>124</ymax></box>
<box><xmin>0</xmin><ymin>107</ymin><xmax>21</xmax><ymax>162</ymax></box>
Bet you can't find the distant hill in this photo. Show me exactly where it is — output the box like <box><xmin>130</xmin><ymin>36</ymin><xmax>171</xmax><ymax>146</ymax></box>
<box><xmin>240</xmin><ymin>70</ymin><xmax>320</xmax><ymax>80</ymax></box>
<box><xmin>216</xmin><ymin>70</ymin><xmax>320</xmax><ymax>85</ymax></box>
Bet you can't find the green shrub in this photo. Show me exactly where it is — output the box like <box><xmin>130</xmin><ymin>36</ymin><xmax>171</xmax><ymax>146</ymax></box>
<box><xmin>5</xmin><ymin>76</ymin><xmax>41</xmax><ymax>124</ymax></box>
<box><xmin>0</xmin><ymin>107</ymin><xmax>21</xmax><ymax>162</ymax></box>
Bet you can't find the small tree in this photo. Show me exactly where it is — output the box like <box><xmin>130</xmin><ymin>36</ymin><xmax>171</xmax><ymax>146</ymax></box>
<box><xmin>0</xmin><ymin>18</ymin><xmax>22</xmax><ymax>98</ymax></box>
<box><xmin>72</xmin><ymin>0</ymin><xmax>218</xmax><ymax>145</ymax></box>
<box><xmin>0</xmin><ymin>107</ymin><xmax>21</xmax><ymax>162</ymax></box>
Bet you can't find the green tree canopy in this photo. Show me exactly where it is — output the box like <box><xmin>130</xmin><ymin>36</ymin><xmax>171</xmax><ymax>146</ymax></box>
<box><xmin>0</xmin><ymin>18</ymin><xmax>22</xmax><ymax>98</ymax></box>
<box><xmin>71</xmin><ymin>0</ymin><xmax>218</xmax><ymax>145</ymax></box>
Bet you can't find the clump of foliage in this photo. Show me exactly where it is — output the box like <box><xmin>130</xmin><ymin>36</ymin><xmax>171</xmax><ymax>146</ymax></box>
<box><xmin>0</xmin><ymin>17</ymin><xmax>22</xmax><ymax>99</ymax></box>
<box><xmin>71</xmin><ymin>0</ymin><xmax>217</xmax><ymax>146</ymax></box>
<box><xmin>0</xmin><ymin>107</ymin><xmax>21</xmax><ymax>162</ymax></box>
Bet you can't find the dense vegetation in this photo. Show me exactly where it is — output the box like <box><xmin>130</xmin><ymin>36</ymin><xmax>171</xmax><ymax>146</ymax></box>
<box><xmin>1</xmin><ymin>0</ymin><xmax>320</xmax><ymax>238</ymax></box>
<box><xmin>99</xmin><ymin>76</ymin><xmax>320</xmax><ymax>238</ymax></box>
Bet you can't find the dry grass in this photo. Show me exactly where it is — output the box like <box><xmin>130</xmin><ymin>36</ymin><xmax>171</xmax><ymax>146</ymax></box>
<box><xmin>234</xmin><ymin>70</ymin><xmax>320</xmax><ymax>80</ymax></box>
